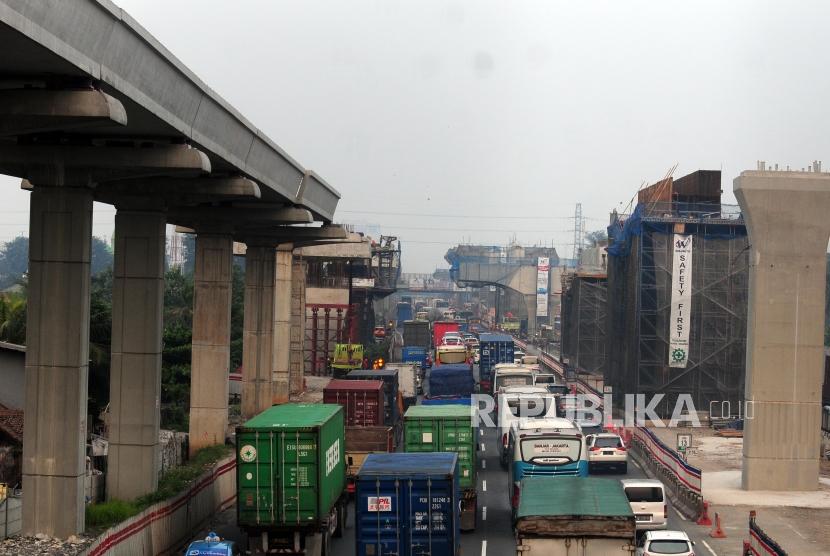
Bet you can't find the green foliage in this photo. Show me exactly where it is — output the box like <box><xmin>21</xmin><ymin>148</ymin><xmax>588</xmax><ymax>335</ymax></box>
<box><xmin>88</xmin><ymin>269</ymin><xmax>113</xmax><ymax>419</ymax></box>
<box><xmin>0</xmin><ymin>292</ymin><xmax>26</xmax><ymax>344</ymax></box>
<box><xmin>85</xmin><ymin>445</ymin><xmax>231</xmax><ymax>530</ymax></box>
<box><xmin>0</xmin><ymin>236</ymin><xmax>28</xmax><ymax>290</ymax></box>
<box><xmin>230</xmin><ymin>260</ymin><xmax>245</xmax><ymax>371</ymax></box>
<box><xmin>161</xmin><ymin>268</ymin><xmax>194</xmax><ymax>431</ymax></box>
<box><xmin>91</xmin><ymin>237</ymin><xmax>114</xmax><ymax>276</ymax></box>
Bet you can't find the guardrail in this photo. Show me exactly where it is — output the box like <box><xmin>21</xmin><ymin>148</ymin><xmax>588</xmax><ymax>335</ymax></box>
<box><xmin>0</xmin><ymin>496</ymin><xmax>21</xmax><ymax>540</ymax></box>
<box><xmin>744</xmin><ymin>510</ymin><xmax>788</xmax><ymax>555</ymax></box>
<box><xmin>81</xmin><ymin>456</ymin><xmax>236</xmax><ymax>556</ymax></box>
<box><xmin>628</xmin><ymin>426</ymin><xmax>703</xmax><ymax>519</ymax></box>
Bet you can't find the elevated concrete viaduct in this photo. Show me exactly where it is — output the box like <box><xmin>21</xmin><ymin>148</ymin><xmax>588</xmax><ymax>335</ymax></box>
<box><xmin>0</xmin><ymin>0</ymin><xmax>342</xmax><ymax>537</ymax></box>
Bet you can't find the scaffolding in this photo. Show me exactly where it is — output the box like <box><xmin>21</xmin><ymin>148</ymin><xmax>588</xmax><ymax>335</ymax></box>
<box><xmin>606</xmin><ymin>199</ymin><xmax>748</xmax><ymax>416</ymax></box>
<box><xmin>561</xmin><ymin>274</ymin><xmax>607</xmax><ymax>375</ymax></box>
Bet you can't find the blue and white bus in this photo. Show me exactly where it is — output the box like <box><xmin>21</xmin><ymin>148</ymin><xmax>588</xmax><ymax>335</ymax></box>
<box><xmin>507</xmin><ymin>417</ymin><xmax>588</xmax><ymax>521</ymax></box>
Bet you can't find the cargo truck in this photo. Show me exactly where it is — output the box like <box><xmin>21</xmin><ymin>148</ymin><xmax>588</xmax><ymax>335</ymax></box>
<box><xmin>514</xmin><ymin>477</ymin><xmax>636</xmax><ymax>555</ymax></box>
<box><xmin>432</xmin><ymin>321</ymin><xmax>460</xmax><ymax>349</ymax></box>
<box><xmin>383</xmin><ymin>363</ymin><xmax>421</xmax><ymax>409</ymax></box>
<box><xmin>344</xmin><ymin>425</ymin><xmax>394</xmax><ymax>495</ymax></box>
<box><xmin>478</xmin><ymin>333</ymin><xmax>515</xmax><ymax>393</ymax></box>
<box><xmin>402</xmin><ymin>320</ymin><xmax>431</xmax><ymax>349</ymax></box>
<box><xmin>404</xmin><ymin>405</ymin><xmax>478</xmax><ymax>531</ymax></box>
<box><xmin>345</xmin><ymin>368</ymin><xmax>402</xmax><ymax>446</ymax></box>
<box><xmin>426</xmin><ymin>363</ymin><xmax>475</xmax><ymax>400</ymax></box>
<box><xmin>331</xmin><ymin>343</ymin><xmax>364</xmax><ymax>377</ymax></box>
<box><xmin>236</xmin><ymin>404</ymin><xmax>347</xmax><ymax>556</ymax></box>
<box><xmin>355</xmin><ymin>452</ymin><xmax>461</xmax><ymax>556</ymax></box>
<box><xmin>402</xmin><ymin>345</ymin><xmax>429</xmax><ymax>369</ymax></box>
<box><xmin>396</xmin><ymin>302</ymin><xmax>413</xmax><ymax>326</ymax></box>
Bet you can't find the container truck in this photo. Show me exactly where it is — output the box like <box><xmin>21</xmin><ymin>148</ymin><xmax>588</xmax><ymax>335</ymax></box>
<box><xmin>478</xmin><ymin>333</ymin><xmax>515</xmax><ymax>393</ymax></box>
<box><xmin>426</xmin><ymin>363</ymin><xmax>475</xmax><ymax>400</ymax></box>
<box><xmin>322</xmin><ymin>379</ymin><xmax>384</xmax><ymax>427</ymax></box>
<box><xmin>383</xmin><ymin>363</ymin><xmax>421</xmax><ymax>409</ymax></box>
<box><xmin>403</xmin><ymin>320</ymin><xmax>431</xmax><ymax>349</ymax></box>
<box><xmin>331</xmin><ymin>343</ymin><xmax>364</xmax><ymax>378</ymax></box>
<box><xmin>236</xmin><ymin>404</ymin><xmax>347</xmax><ymax>556</ymax></box>
<box><xmin>396</xmin><ymin>302</ymin><xmax>414</xmax><ymax>326</ymax></box>
<box><xmin>345</xmin><ymin>368</ymin><xmax>402</xmax><ymax>446</ymax></box>
<box><xmin>355</xmin><ymin>452</ymin><xmax>460</xmax><ymax>556</ymax></box>
<box><xmin>514</xmin><ymin>477</ymin><xmax>636</xmax><ymax>555</ymax></box>
<box><xmin>404</xmin><ymin>405</ymin><xmax>478</xmax><ymax>531</ymax></box>
<box><xmin>402</xmin><ymin>345</ymin><xmax>429</xmax><ymax>369</ymax></box>
<box><xmin>432</xmin><ymin>321</ymin><xmax>460</xmax><ymax>349</ymax></box>
<box><xmin>344</xmin><ymin>425</ymin><xmax>394</xmax><ymax>495</ymax></box>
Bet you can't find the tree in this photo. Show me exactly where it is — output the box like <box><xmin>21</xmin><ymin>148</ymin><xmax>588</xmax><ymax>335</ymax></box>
<box><xmin>91</xmin><ymin>237</ymin><xmax>113</xmax><ymax>276</ymax></box>
<box><xmin>88</xmin><ymin>268</ymin><xmax>113</xmax><ymax>420</ymax></box>
<box><xmin>0</xmin><ymin>292</ymin><xmax>26</xmax><ymax>345</ymax></box>
<box><xmin>0</xmin><ymin>237</ymin><xmax>29</xmax><ymax>290</ymax></box>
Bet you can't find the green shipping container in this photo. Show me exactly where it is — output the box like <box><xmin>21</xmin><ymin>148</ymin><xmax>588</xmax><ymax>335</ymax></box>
<box><xmin>236</xmin><ymin>404</ymin><xmax>346</xmax><ymax>528</ymax></box>
<box><xmin>403</xmin><ymin>405</ymin><xmax>476</xmax><ymax>489</ymax></box>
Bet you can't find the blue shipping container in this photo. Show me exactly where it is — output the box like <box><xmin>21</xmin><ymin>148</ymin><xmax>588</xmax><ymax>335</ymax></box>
<box><xmin>427</xmin><ymin>364</ymin><xmax>475</xmax><ymax>398</ymax></box>
<box><xmin>402</xmin><ymin>346</ymin><xmax>428</xmax><ymax>368</ymax></box>
<box><xmin>356</xmin><ymin>453</ymin><xmax>460</xmax><ymax>556</ymax></box>
<box><xmin>397</xmin><ymin>302</ymin><xmax>414</xmax><ymax>325</ymax></box>
<box><xmin>478</xmin><ymin>333</ymin><xmax>514</xmax><ymax>383</ymax></box>
<box><xmin>421</xmin><ymin>397</ymin><xmax>473</xmax><ymax>406</ymax></box>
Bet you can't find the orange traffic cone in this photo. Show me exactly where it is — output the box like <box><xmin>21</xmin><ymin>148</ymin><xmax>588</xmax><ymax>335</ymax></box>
<box><xmin>696</xmin><ymin>501</ymin><xmax>712</xmax><ymax>526</ymax></box>
<box><xmin>709</xmin><ymin>512</ymin><xmax>727</xmax><ymax>538</ymax></box>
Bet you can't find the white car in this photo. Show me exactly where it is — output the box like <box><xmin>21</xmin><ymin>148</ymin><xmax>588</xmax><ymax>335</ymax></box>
<box><xmin>513</xmin><ymin>349</ymin><xmax>526</xmax><ymax>364</ymax></box>
<box><xmin>586</xmin><ymin>433</ymin><xmax>627</xmax><ymax>473</ymax></box>
<box><xmin>636</xmin><ymin>530</ymin><xmax>695</xmax><ymax>555</ymax></box>
<box><xmin>621</xmin><ymin>479</ymin><xmax>667</xmax><ymax>531</ymax></box>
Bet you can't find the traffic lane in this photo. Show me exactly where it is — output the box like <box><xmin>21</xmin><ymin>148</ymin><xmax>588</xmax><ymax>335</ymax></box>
<box><xmin>475</xmin><ymin>421</ymin><xmax>518</xmax><ymax>556</ymax></box>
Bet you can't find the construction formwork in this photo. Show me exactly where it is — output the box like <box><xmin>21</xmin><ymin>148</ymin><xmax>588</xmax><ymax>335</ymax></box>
<box><xmin>605</xmin><ymin>199</ymin><xmax>748</xmax><ymax>417</ymax></box>
<box><xmin>561</xmin><ymin>274</ymin><xmax>607</xmax><ymax>375</ymax></box>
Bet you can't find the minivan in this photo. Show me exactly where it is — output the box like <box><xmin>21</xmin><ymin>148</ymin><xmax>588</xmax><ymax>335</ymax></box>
<box><xmin>621</xmin><ymin>479</ymin><xmax>667</xmax><ymax>530</ymax></box>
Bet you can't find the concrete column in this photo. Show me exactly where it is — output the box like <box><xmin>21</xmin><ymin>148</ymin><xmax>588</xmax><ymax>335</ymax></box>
<box><xmin>272</xmin><ymin>245</ymin><xmax>293</xmax><ymax>404</ymax></box>
<box><xmin>290</xmin><ymin>257</ymin><xmax>307</xmax><ymax>395</ymax></box>
<box><xmin>189</xmin><ymin>233</ymin><xmax>233</xmax><ymax>455</ymax></box>
<box><xmin>22</xmin><ymin>185</ymin><xmax>92</xmax><ymax>537</ymax></box>
<box><xmin>107</xmin><ymin>209</ymin><xmax>165</xmax><ymax>500</ymax></box>
<box><xmin>734</xmin><ymin>170</ymin><xmax>830</xmax><ymax>491</ymax></box>
<box><xmin>241</xmin><ymin>245</ymin><xmax>275</xmax><ymax>418</ymax></box>
<box><xmin>523</xmin><ymin>293</ymin><xmax>537</xmax><ymax>336</ymax></box>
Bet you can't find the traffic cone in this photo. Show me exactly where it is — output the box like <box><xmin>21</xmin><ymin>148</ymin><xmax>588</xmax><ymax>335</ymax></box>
<box><xmin>709</xmin><ymin>512</ymin><xmax>727</xmax><ymax>538</ymax></box>
<box><xmin>696</xmin><ymin>501</ymin><xmax>712</xmax><ymax>526</ymax></box>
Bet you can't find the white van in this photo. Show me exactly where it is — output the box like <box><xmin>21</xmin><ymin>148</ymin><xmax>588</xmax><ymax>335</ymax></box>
<box><xmin>497</xmin><ymin>386</ymin><xmax>556</xmax><ymax>467</ymax></box>
<box><xmin>492</xmin><ymin>366</ymin><xmax>535</xmax><ymax>397</ymax></box>
<box><xmin>621</xmin><ymin>479</ymin><xmax>667</xmax><ymax>531</ymax></box>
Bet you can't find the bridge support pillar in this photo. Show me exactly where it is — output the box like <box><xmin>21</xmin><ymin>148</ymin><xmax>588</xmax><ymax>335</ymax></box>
<box><xmin>189</xmin><ymin>232</ymin><xmax>233</xmax><ymax>455</ymax></box>
<box><xmin>523</xmin><ymin>294</ymin><xmax>537</xmax><ymax>336</ymax></box>
<box><xmin>241</xmin><ymin>245</ymin><xmax>275</xmax><ymax>419</ymax></box>
<box><xmin>290</xmin><ymin>257</ymin><xmax>307</xmax><ymax>395</ymax></box>
<box><xmin>735</xmin><ymin>170</ymin><xmax>830</xmax><ymax>491</ymax></box>
<box><xmin>107</xmin><ymin>209</ymin><xmax>166</xmax><ymax>500</ymax></box>
<box><xmin>272</xmin><ymin>245</ymin><xmax>294</xmax><ymax>404</ymax></box>
<box><xmin>22</xmin><ymin>185</ymin><xmax>92</xmax><ymax>537</ymax></box>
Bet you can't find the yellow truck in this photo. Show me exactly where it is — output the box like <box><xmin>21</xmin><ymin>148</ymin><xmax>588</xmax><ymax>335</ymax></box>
<box><xmin>331</xmin><ymin>343</ymin><xmax>364</xmax><ymax>377</ymax></box>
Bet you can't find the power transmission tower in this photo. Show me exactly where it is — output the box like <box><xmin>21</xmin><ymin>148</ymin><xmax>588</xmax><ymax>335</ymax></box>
<box><xmin>572</xmin><ymin>203</ymin><xmax>584</xmax><ymax>261</ymax></box>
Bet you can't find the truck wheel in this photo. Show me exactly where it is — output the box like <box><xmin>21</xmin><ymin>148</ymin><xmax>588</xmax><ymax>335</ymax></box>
<box><xmin>333</xmin><ymin>500</ymin><xmax>345</xmax><ymax>538</ymax></box>
<box><xmin>322</xmin><ymin>530</ymin><xmax>332</xmax><ymax>556</ymax></box>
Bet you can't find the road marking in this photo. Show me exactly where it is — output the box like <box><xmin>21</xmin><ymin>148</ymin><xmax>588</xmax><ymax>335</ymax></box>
<box><xmin>481</xmin><ymin>459</ymin><xmax>486</xmax><ymax>469</ymax></box>
<box><xmin>786</xmin><ymin>523</ymin><xmax>806</xmax><ymax>539</ymax></box>
<box><xmin>673</xmin><ymin>507</ymin><xmax>688</xmax><ymax>521</ymax></box>
<box><xmin>701</xmin><ymin>540</ymin><xmax>717</xmax><ymax>556</ymax></box>
<box><xmin>482</xmin><ymin>506</ymin><xmax>487</xmax><ymax>520</ymax></box>
<box><xmin>482</xmin><ymin>480</ymin><xmax>487</xmax><ymax>492</ymax></box>
<box><xmin>480</xmin><ymin>429</ymin><xmax>484</xmax><ymax>436</ymax></box>
<box><xmin>481</xmin><ymin>540</ymin><xmax>487</xmax><ymax>556</ymax></box>
<box><xmin>481</xmin><ymin>442</ymin><xmax>486</xmax><ymax>451</ymax></box>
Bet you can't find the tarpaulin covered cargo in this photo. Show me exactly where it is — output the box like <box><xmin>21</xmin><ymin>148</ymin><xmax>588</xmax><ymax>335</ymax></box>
<box><xmin>355</xmin><ymin>453</ymin><xmax>460</xmax><ymax>556</ymax></box>
<box><xmin>427</xmin><ymin>364</ymin><xmax>474</xmax><ymax>398</ymax></box>
<box><xmin>323</xmin><ymin>379</ymin><xmax>385</xmax><ymax>427</ymax></box>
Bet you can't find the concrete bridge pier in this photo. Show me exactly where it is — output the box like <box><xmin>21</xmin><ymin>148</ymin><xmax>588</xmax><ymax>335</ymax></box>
<box><xmin>273</xmin><ymin>244</ymin><xmax>294</xmax><ymax>404</ymax></box>
<box><xmin>188</xmin><ymin>232</ymin><xmax>233</xmax><ymax>455</ymax></box>
<box><xmin>290</xmin><ymin>256</ymin><xmax>307</xmax><ymax>395</ymax></box>
<box><xmin>734</xmin><ymin>170</ymin><xmax>830</xmax><ymax>491</ymax></box>
<box><xmin>106</xmin><ymin>207</ymin><xmax>166</xmax><ymax>500</ymax></box>
<box><xmin>22</xmin><ymin>184</ymin><xmax>93</xmax><ymax>537</ymax></box>
<box><xmin>241</xmin><ymin>244</ymin><xmax>276</xmax><ymax>419</ymax></box>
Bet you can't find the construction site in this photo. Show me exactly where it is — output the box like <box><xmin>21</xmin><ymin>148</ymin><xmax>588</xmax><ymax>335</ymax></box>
<box><xmin>602</xmin><ymin>170</ymin><xmax>749</xmax><ymax>416</ymax></box>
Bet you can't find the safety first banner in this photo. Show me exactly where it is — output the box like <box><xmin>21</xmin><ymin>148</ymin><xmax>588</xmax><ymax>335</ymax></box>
<box><xmin>536</xmin><ymin>257</ymin><xmax>550</xmax><ymax>317</ymax></box>
<box><xmin>669</xmin><ymin>234</ymin><xmax>693</xmax><ymax>368</ymax></box>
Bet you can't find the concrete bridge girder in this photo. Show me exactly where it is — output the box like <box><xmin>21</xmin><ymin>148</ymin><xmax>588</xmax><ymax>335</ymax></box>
<box><xmin>454</xmin><ymin>262</ymin><xmax>540</xmax><ymax>333</ymax></box>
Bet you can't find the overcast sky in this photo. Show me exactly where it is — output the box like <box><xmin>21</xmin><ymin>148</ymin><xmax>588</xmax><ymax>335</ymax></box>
<box><xmin>3</xmin><ymin>0</ymin><xmax>829</xmax><ymax>272</ymax></box>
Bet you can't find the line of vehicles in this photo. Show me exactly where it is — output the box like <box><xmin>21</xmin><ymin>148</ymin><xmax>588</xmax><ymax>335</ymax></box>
<box><xmin>188</xmin><ymin>324</ymin><xmax>692</xmax><ymax>556</ymax></box>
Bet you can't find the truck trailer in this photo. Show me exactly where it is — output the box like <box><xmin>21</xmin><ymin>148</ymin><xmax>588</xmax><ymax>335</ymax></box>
<box><xmin>514</xmin><ymin>476</ymin><xmax>636</xmax><ymax>556</ymax></box>
<box><xmin>236</xmin><ymin>404</ymin><xmax>347</xmax><ymax>556</ymax></box>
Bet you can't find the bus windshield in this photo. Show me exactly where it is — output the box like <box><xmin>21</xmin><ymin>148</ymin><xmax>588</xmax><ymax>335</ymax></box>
<box><xmin>520</xmin><ymin>436</ymin><xmax>582</xmax><ymax>464</ymax></box>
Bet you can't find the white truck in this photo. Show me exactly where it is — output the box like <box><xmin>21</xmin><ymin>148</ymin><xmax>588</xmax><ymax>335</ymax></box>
<box><xmin>515</xmin><ymin>476</ymin><xmax>636</xmax><ymax>556</ymax></box>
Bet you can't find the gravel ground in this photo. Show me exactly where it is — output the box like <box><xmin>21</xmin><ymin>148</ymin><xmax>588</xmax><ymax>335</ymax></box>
<box><xmin>0</xmin><ymin>533</ymin><xmax>94</xmax><ymax>555</ymax></box>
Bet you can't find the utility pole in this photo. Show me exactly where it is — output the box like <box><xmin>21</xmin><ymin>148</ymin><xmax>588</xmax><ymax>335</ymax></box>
<box><xmin>572</xmin><ymin>203</ymin><xmax>584</xmax><ymax>262</ymax></box>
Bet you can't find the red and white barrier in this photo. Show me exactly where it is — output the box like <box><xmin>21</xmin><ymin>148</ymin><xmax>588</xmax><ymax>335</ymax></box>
<box><xmin>83</xmin><ymin>456</ymin><xmax>236</xmax><ymax>556</ymax></box>
<box><xmin>744</xmin><ymin>511</ymin><xmax>788</xmax><ymax>555</ymax></box>
<box><xmin>632</xmin><ymin>427</ymin><xmax>702</xmax><ymax>494</ymax></box>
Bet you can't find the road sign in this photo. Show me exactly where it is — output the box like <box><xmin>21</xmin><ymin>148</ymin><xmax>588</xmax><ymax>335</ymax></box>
<box><xmin>677</xmin><ymin>433</ymin><xmax>692</xmax><ymax>452</ymax></box>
